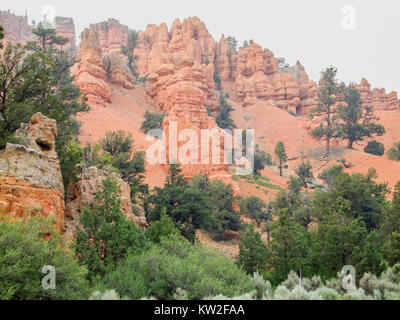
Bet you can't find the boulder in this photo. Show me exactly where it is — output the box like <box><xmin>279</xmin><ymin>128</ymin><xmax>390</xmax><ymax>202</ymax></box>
<box><xmin>0</xmin><ymin>113</ymin><xmax>64</xmax><ymax>230</ymax></box>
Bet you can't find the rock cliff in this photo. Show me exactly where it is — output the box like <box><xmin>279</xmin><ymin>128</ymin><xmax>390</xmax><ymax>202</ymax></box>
<box><xmin>355</xmin><ymin>78</ymin><xmax>400</xmax><ymax>110</ymax></box>
<box><xmin>0</xmin><ymin>10</ymin><xmax>32</xmax><ymax>45</ymax></box>
<box><xmin>75</xmin><ymin>27</ymin><xmax>112</xmax><ymax>107</ymax></box>
<box><xmin>0</xmin><ymin>113</ymin><xmax>65</xmax><ymax>230</ymax></box>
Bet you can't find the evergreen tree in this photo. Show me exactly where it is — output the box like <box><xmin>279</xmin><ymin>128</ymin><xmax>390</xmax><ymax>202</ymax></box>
<box><xmin>266</xmin><ymin>209</ymin><xmax>311</xmax><ymax>283</ymax></box>
<box><xmin>215</xmin><ymin>94</ymin><xmax>236</xmax><ymax>130</ymax></box>
<box><xmin>0</xmin><ymin>25</ymin><xmax>4</xmax><ymax>49</ymax></box>
<box><xmin>29</xmin><ymin>23</ymin><xmax>89</xmax><ymax>190</ymax></box>
<box><xmin>295</xmin><ymin>161</ymin><xmax>314</xmax><ymax>188</ymax></box>
<box><xmin>140</xmin><ymin>110</ymin><xmax>166</xmax><ymax>134</ymax></box>
<box><xmin>312</xmin><ymin>168</ymin><xmax>388</xmax><ymax>231</ymax></box>
<box><xmin>121</xmin><ymin>29</ymin><xmax>139</xmax><ymax>79</ymax></box>
<box><xmin>96</xmin><ymin>131</ymin><xmax>146</xmax><ymax>200</ymax></box>
<box><xmin>254</xmin><ymin>145</ymin><xmax>272</xmax><ymax>176</ymax></box>
<box><xmin>241</xmin><ymin>196</ymin><xmax>271</xmax><ymax>228</ymax></box>
<box><xmin>274</xmin><ymin>141</ymin><xmax>288</xmax><ymax>177</ymax></box>
<box><xmin>309</xmin><ymin>197</ymin><xmax>368</xmax><ymax>279</ymax></box>
<box><xmin>145</xmin><ymin>211</ymin><xmax>180</xmax><ymax>244</ymax></box>
<box><xmin>226</xmin><ymin>36</ymin><xmax>238</xmax><ymax>79</ymax></box>
<box><xmin>311</xmin><ymin>67</ymin><xmax>344</xmax><ymax>156</ymax></box>
<box><xmin>75</xmin><ymin>178</ymin><xmax>148</xmax><ymax>280</ymax></box>
<box><xmin>236</xmin><ymin>224</ymin><xmax>268</xmax><ymax>275</ymax></box>
<box><xmin>336</xmin><ymin>86</ymin><xmax>385</xmax><ymax>149</ymax></box>
<box><xmin>214</xmin><ymin>69</ymin><xmax>222</xmax><ymax>90</ymax></box>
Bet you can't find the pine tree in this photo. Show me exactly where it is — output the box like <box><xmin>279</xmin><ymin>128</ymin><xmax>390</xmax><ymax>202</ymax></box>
<box><xmin>311</xmin><ymin>67</ymin><xmax>344</xmax><ymax>156</ymax></box>
<box><xmin>336</xmin><ymin>86</ymin><xmax>385</xmax><ymax>149</ymax></box>
<box><xmin>121</xmin><ymin>29</ymin><xmax>139</xmax><ymax>79</ymax></box>
<box><xmin>75</xmin><ymin>178</ymin><xmax>147</xmax><ymax>280</ymax></box>
<box><xmin>236</xmin><ymin>224</ymin><xmax>268</xmax><ymax>275</ymax></box>
<box><xmin>295</xmin><ymin>161</ymin><xmax>314</xmax><ymax>188</ymax></box>
<box><xmin>215</xmin><ymin>94</ymin><xmax>236</xmax><ymax>130</ymax></box>
<box><xmin>267</xmin><ymin>209</ymin><xmax>311</xmax><ymax>283</ymax></box>
<box><xmin>0</xmin><ymin>25</ymin><xmax>4</xmax><ymax>49</ymax></box>
<box><xmin>274</xmin><ymin>141</ymin><xmax>288</xmax><ymax>177</ymax></box>
<box><xmin>241</xmin><ymin>196</ymin><xmax>271</xmax><ymax>228</ymax></box>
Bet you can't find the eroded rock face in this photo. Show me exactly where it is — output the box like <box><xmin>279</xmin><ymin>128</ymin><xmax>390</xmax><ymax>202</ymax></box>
<box><xmin>233</xmin><ymin>42</ymin><xmax>317</xmax><ymax>113</ymax></box>
<box><xmin>102</xmin><ymin>52</ymin><xmax>134</xmax><ymax>89</ymax></box>
<box><xmin>0</xmin><ymin>10</ymin><xmax>33</xmax><ymax>45</ymax></box>
<box><xmin>147</xmin><ymin>59</ymin><xmax>217</xmax><ymax>119</ymax></box>
<box><xmin>0</xmin><ymin>113</ymin><xmax>64</xmax><ymax>230</ymax></box>
<box><xmin>89</xmin><ymin>19</ymin><xmax>128</xmax><ymax>55</ymax></box>
<box><xmin>355</xmin><ymin>78</ymin><xmax>400</xmax><ymax>110</ymax></box>
<box><xmin>75</xmin><ymin>27</ymin><xmax>111</xmax><ymax>107</ymax></box>
<box><xmin>65</xmin><ymin>166</ymin><xmax>147</xmax><ymax>238</ymax></box>
<box><xmin>215</xmin><ymin>35</ymin><xmax>237</xmax><ymax>83</ymax></box>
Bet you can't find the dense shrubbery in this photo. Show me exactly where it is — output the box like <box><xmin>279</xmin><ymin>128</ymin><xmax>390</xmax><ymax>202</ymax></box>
<box><xmin>364</xmin><ymin>140</ymin><xmax>385</xmax><ymax>156</ymax></box>
<box><xmin>101</xmin><ymin>235</ymin><xmax>254</xmax><ymax>300</ymax></box>
<box><xmin>147</xmin><ymin>165</ymin><xmax>242</xmax><ymax>242</ymax></box>
<box><xmin>0</xmin><ymin>217</ymin><xmax>89</xmax><ymax>300</ymax></box>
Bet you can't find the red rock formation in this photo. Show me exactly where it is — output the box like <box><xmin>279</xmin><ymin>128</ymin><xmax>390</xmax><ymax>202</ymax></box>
<box><xmin>0</xmin><ymin>113</ymin><xmax>64</xmax><ymax>230</ymax></box>
<box><xmin>215</xmin><ymin>35</ymin><xmax>237</xmax><ymax>83</ymax></box>
<box><xmin>355</xmin><ymin>78</ymin><xmax>400</xmax><ymax>110</ymax></box>
<box><xmin>147</xmin><ymin>58</ymin><xmax>217</xmax><ymax>117</ymax></box>
<box><xmin>75</xmin><ymin>27</ymin><xmax>111</xmax><ymax>107</ymax></box>
<box><xmin>55</xmin><ymin>17</ymin><xmax>76</xmax><ymax>53</ymax></box>
<box><xmin>287</xmin><ymin>61</ymin><xmax>318</xmax><ymax>114</ymax></box>
<box><xmin>234</xmin><ymin>42</ymin><xmax>317</xmax><ymax>113</ymax></box>
<box><xmin>0</xmin><ymin>10</ymin><xmax>33</xmax><ymax>45</ymax></box>
<box><xmin>89</xmin><ymin>19</ymin><xmax>128</xmax><ymax>55</ymax></box>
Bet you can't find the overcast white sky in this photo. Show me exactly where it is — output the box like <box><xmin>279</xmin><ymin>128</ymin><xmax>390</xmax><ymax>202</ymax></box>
<box><xmin>2</xmin><ymin>0</ymin><xmax>399</xmax><ymax>93</ymax></box>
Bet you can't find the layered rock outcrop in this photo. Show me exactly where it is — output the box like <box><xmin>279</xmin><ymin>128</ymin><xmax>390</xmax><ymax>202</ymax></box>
<box><xmin>75</xmin><ymin>27</ymin><xmax>111</xmax><ymax>107</ymax></box>
<box><xmin>355</xmin><ymin>78</ymin><xmax>400</xmax><ymax>110</ymax></box>
<box><xmin>147</xmin><ymin>58</ymin><xmax>217</xmax><ymax>117</ymax></box>
<box><xmin>88</xmin><ymin>19</ymin><xmax>128</xmax><ymax>55</ymax></box>
<box><xmin>233</xmin><ymin>41</ymin><xmax>317</xmax><ymax>113</ymax></box>
<box><xmin>65</xmin><ymin>166</ymin><xmax>147</xmax><ymax>238</ymax></box>
<box><xmin>0</xmin><ymin>10</ymin><xmax>33</xmax><ymax>45</ymax></box>
<box><xmin>54</xmin><ymin>16</ymin><xmax>76</xmax><ymax>53</ymax></box>
<box><xmin>0</xmin><ymin>113</ymin><xmax>64</xmax><ymax>230</ymax></box>
<box><xmin>215</xmin><ymin>35</ymin><xmax>237</xmax><ymax>82</ymax></box>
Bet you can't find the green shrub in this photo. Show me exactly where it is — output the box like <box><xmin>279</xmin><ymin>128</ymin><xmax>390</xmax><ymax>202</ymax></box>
<box><xmin>140</xmin><ymin>110</ymin><xmax>166</xmax><ymax>134</ymax></box>
<box><xmin>388</xmin><ymin>142</ymin><xmax>400</xmax><ymax>161</ymax></box>
<box><xmin>145</xmin><ymin>212</ymin><xmax>180</xmax><ymax>244</ymax></box>
<box><xmin>102</xmin><ymin>235</ymin><xmax>254</xmax><ymax>300</ymax></box>
<box><xmin>364</xmin><ymin>140</ymin><xmax>385</xmax><ymax>156</ymax></box>
<box><xmin>0</xmin><ymin>217</ymin><xmax>89</xmax><ymax>300</ymax></box>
